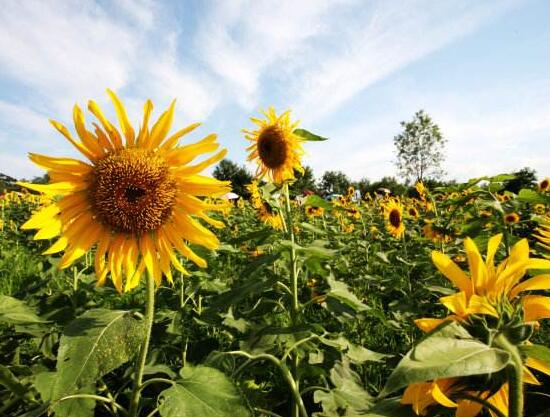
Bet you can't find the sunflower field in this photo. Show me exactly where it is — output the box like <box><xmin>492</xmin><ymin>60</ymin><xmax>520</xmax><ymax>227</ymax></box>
<box><xmin>1</xmin><ymin>92</ymin><xmax>550</xmax><ymax>417</ymax></box>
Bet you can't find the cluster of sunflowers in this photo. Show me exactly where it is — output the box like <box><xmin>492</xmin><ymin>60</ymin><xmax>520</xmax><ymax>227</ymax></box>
<box><xmin>16</xmin><ymin>89</ymin><xmax>550</xmax><ymax>417</ymax></box>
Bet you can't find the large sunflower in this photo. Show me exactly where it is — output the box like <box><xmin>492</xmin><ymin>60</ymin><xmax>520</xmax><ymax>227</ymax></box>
<box><xmin>19</xmin><ymin>90</ymin><xmax>230</xmax><ymax>293</ymax></box>
<box><xmin>244</xmin><ymin>107</ymin><xmax>304</xmax><ymax>184</ymax></box>
<box><xmin>383</xmin><ymin>198</ymin><xmax>405</xmax><ymax>238</ymax></box>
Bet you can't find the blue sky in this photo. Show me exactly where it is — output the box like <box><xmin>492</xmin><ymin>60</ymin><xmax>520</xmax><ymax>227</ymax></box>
<box><xmin>0</xmin><ymin>0</ymin><xmax>548</xmax><ymax>182</ymax></box>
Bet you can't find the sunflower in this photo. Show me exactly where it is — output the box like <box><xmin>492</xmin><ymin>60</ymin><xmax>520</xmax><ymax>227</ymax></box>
<box><xmin>244</xmin><ymin>107</ymin><xmax>304</xmax><ymax>184</ymax></box>
<box><xmin>533</xmin><ymin>203</ymin><xmax>546</xmax><ymax>215</ymax></box>
<box><xmin>415</xmin><ymin>181</ymin><xmax>426</xmax><ymax>198</ymax></box>
<box><xmin>504</xmin><ymin>213</ymin><xmax>520</xmax><ymax>224</ymax></box>
<box><xmin>19</xmin><ymin>90</ymin><xmax>230</xmax><ymax>292</ymax></box>
<box><xmin>407</xmin><ymin>206</ymin><xmax>419</xmax><ymax>219</ymax></box>
<box><xmin>257</xmin><ymin>201</ymin><xmax>284</xmax><ymax>230</ymax></box>
<box><xmin>383</xmin><ymin>198</ymin><xmax>405</xmax><ymax>238</ymax></box>
<box><xmin>246</xmin><ymin>181</ymin><xmax>262</xmax><ymax>209</ymax></box>
<box><xmin>539</xmin><ymin>177</ymin><xmax>550</xmax><ymax>192</ymax></box>
<box><xmin>305</xmin><ymin>206</ymin><xmax>324</xmax><ymax>217</ymax></box>
<box><xmin>402</xmin><ymin>378</ymin><xmax>508</xmax><ymax>417</ymax></box>
<box><xmin>534</xmin><ymin>214</ymin><xmax>550</xmax><ymax>257</ymax></box>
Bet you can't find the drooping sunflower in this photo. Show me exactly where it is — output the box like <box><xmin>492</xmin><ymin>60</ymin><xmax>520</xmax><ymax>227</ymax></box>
<box><xmin>383</xmin><ymin>198</ymin><xmax>405</xmax><ymax>238</ymax></box>
<box><xmin>19</xmin><ymin>90</ymin><xmax>230</xmax><ymax>292</ymax></box>
<box><xmin>258</xmin><ymin>201</ymin><xmax>284</xmax><ymax>230</ymax></box>
<box><xmin>244</xmin><ymin>107</ymin><xmax>304</xmax><ymax>184</ymax></box>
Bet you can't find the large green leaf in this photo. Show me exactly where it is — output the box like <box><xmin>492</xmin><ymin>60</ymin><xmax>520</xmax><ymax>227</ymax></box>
<box><xmin>0</xmin><ymin>295</ymin><xmax>49</xmax><ymax>325</ymax></box>
<box><xmin>51</xmin><ymin>309</ymin><xmax>146</xmax><ymax>417</ymax></box>
<box><xmin>380</xmin><ymin>328</ymin><xmax>510</xmax><ymax>397</ymax></box>
<box><xmin>314</xmin><ymin>360</ymin><xmax>373</xmax><ymax>416</ymax></box>
<box><xmin>304</xmin><ymin>194</ymin><xmax>333</xmax><ymax>211</ymax></box>
<box><xmin>324</xmin><ymin>275</ymin><xmax>368</xmax><ymax>320</ymax></box>
<box><xmin>518</xmin><ymin>189</ymin><xmax>550</xmax><ymax>204</ymax></box>
<box><xmin>158</xmin><ymin>365</ymin><xmax>250</xmax><ymax>417</ymax></box>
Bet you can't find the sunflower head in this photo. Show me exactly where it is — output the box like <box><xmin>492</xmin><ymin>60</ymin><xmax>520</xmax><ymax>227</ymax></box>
<box><xmin>407</xmin><ymin>206</ymin><xmax>419</xmax><ymax>219</ymax></box>
<box><xmin>383</xmin><ymin>198</ymin><xmax>405</xmax><ymax>238</ymax></box>
<box><xmin>244</xmin><ymin>107</ymin><xmax>304</xmax><ymax>184</ymax></box>
<box><xmin>539</xmin><ymin>177</ymin><xmax>550</xmax><ymax>192</ymax></box>
<box><xmin>504</xmin><ymin>212</ymin><xmax>520</xmax><ymax>224</ymax></box>
<box><xmin>19</xmin><ymin>90</ymin><xmax>230</xmax><ymax>292</ymax></box>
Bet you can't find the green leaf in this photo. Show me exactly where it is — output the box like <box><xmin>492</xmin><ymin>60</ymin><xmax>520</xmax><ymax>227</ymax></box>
<box><xmin>319</xmin><ymin>336</ymin><xmax>389</xmax><ymax>364</ymax></box>
<box><xmin>158</xmin><ymin>365</ymin><xmax>250</xmax><ymax>417</ymax></box>
<box><xmin>518</xmin><ymin>189</ymin><xmax>550</xmax><ymax>204</ymax></box>
<box><xmin>520</xmin><ymin>344</ymin><xmax>550</xmax><ymax>366</ymax></box>
<box><xmin>300</xmin><ymin>221</ymin><xmax>327</xmax><ymax>235</ymax></box>
<box><xmin>51</xmin><ymin>309</ymin><xmax>146</xmax><ymax>417</ymax></box>
<box><xmin>314</xmin><ymin>360</ymin><xmax>373</xmax><ymax>416</ymax></box>
<box><xmin>0</xmin><ymin>364</ymin><xmax>28</xmax><ymax>398</ymax></box>
<box><xmin>293</xmin><ymin>128</ymin><xmax>328</xmax><ymax>142</ymax></box>
<box><xmin>304</xmin><ymin>194</ymin><xmax>333</xmax><ymax>211</ymax></box>
<box><xmin>324</xmin><ymin>275</ymin><xmax>368</xmax><ymax>320</ymax></box>
<box><xmin>379</xmin><ymin>328</ymin><xmax>510</xmax><ymax>397</ymax></box>
<box><xmin>0</xmin><ymin>295</ymin><xmax>49</xmax><ymax>325</ymax></box>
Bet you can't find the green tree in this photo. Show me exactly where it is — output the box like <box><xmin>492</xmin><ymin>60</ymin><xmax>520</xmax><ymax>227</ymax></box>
<box><xmin>318</xmin><ymin>171</ymin><xmax>351</xmax><ymax>196</ymax></box>
<box><xmin>289</xmin><ymin>166</ymin><xmax>317</xmax><ymax>197</ymax></box>
<box><xmin>394</xmin><ymin>110</ymin><xmax>446</xmax><ymax>184</ymax></box>
<box><xmin>503</xmin><ymin>167</ymin><xmax>537</xmax><ymax>194</ymax></box>
<box><xmin>0</xmin><ymin>172</ymin><xmax>17</xmax><ymax>193</ymax></box>
<box><xmin>366</xmin><ymin>176</ymin><xmax>407</xmax><ymax>196</ymax></box>
<box><xmin>212</xmin><ymin>159</ymin><xmax>253</xmax><ymax>198</ymax></box>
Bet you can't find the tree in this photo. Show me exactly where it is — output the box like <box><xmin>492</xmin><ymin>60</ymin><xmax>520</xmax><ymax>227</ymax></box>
<box><xmin>0</xmin><ymin>172</ymin><xmax>17</xmax><ymax>192</ymax></box>
<box><xmin>212</xmin><ymin>159</ymin><xmax>253</xmax><ymax>198</ymax></box>
<box><xmin>503</xmin><ymin>167</ymin><xmax>537</xmax><ymax>194</ymax></box>
<box><xmin>318</xmin><ymin>171</ymin><xmax>351</xmax><ymax>196</ymax></box>
<box><xmin>394</xmin><ymin>110</ymin><xmax>446</xmax><ymax>184</ymax></box>
<box><xmin>366</xmin><ymin>176</ymin><xmax>407</xmax><ymax>196</ymax></box>
<box><xmin>289</xmin><ymin>166</ymin><xmax>317</xmax><ymax>197</ymax></box>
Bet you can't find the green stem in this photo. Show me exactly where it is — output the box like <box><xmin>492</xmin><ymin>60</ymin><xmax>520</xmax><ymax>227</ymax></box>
<box><xmin>128</xmin><ymin>272</ymin><xmax>156</xmax><ymax>417</ymax></box>
<box><xmin>283</xmin><ymin>183</ymin><xmax>301</xmax><ymax>417</ymax></box>
<box><xmin>494</xmin><ymin>333</ymin><xmax>523</xmax><ymax>417</ymax></box>
<box><xmin>57</xmin><ymin>394</ymin><xmax>127</xmax><ymax>414</ymax></box>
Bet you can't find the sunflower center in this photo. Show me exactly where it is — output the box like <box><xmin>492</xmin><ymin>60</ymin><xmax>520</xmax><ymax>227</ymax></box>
<box><xmin>89</xmin><ymin>148</ymin><xmax>177</xmax><ymax>234</ymax></box>
<box><xmin>257</xmin><ymin>126</ymin><xmax>288</xmax><ymax>169</ymax></box>
<box><xmin>389</xmin><ymin>209</ymin><xmax>401</xmax><ymax>228</ymax></box>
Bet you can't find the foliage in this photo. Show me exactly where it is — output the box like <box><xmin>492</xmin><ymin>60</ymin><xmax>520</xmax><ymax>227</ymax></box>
<box><xmin>213</xmin><ymin>159</ymin><xmax>253</xmax><ymax>197</ymax></box>
<box><xmin>503</xmin><ymin>167</ymin><xmax>537</xmax><ymax>194</ymax></box>
<box><xmin>318</xmin><ymin>170</ymin><xmax>352</xmax><ymax>196</ymax></box>
<box><xmin>290</xmin><ymin>166</ymin><xmax>317</xmax><ymax>197</ymax></box>
<box><xmin>394</xmin><ymin>110</ymin><xmax>446</xmax><ymax>184</ymax></box>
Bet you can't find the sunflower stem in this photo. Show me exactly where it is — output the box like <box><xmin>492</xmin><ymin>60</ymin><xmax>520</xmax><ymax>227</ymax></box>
<box><xmin>128</xmin><ymin>272</ymin><xmax>156</xmax><ymax>417</ymax></box>
<box><xmin>283</xmin><ymin>183</ymin><xmax>302</xmax><ymax>417</ymax></box>
<box><xmin>495</xmin><ymin>333</ymin><xmax>523</xmax><ymax>417</ymax></box>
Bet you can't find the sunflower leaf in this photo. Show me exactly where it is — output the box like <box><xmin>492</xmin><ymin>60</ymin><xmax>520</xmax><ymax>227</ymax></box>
<box><xmin>518</xmin><ymin>189</ymin><xmax>550</xmax><ymax>204</ymax></box>
<box><xmin>50</xmin><ymin>309</ymin><xmax>146</xmax><ymax>417</ymax></box>
<box><xmin>379</xmin><ymin>325</ymin><xmax>510</xmax><ymax>397</ymax></box>
<box><xmin>158</xmin><ymin>365</ymin><xmax>250</xmax><ymax>417</ymax></box>
<box><xmin>0</xmin><ymin>295</ymin><xmax>50</xmax><ymax>325</ymax></box>
<box><xmin>293</xmin><ymin>128</ymin><xmax>328</xmax><ymax>142</ymax></box>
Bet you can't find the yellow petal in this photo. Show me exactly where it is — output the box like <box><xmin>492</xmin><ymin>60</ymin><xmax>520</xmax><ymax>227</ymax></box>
<box><xmin>107</xmin><ymin>89</ymin><xmax>135</xmax><ymax>146</ymax></box>
<box><xmin>165</xmin><ymin>134</ymin><xmax>219</xmax><ymax>166</ymax></box>
<box><xmin>523</xmin><ymin>295</ymin><xmax>550</xmax><ymax>322</ymax></box>
<box><xmin>522</xmin><ymin>366</ymin><xmax>541</xmax><ymax>385</ymax></box>
<box><xmin>467</xmin><ymin>294</ymin><xmax>499</xmax><ymax>317</ymax></box>
<box><xmin>94</xmin><ymin>231</ymin><xmax>112</xmax><ymax>287</ymax></box>
<box><xmin>526</xmin><ymin>357</ymin><xmax>550</xmax><ymax>377</ymax></box>
<box><xmin>58</xmin><ymin>224</ymin><xmax>101</xmax><ymax>269</ymax></box>
<box><xmin>140</xmin><ymin>233</ymin><xmax>161</xmax><ymax>285</ymax></box>
<box><xmin>28</xmin><ymin>153</ymin><xmax>92</xmax><ymax>174</ymax></box>
<box><xmin>148</xmin><ymin>99</ymin><xmax>176</xmax><ymax>149</ymax></box>
<box><xmin>43</xmin><ymin>236</ymin><xmax>68</xmax><ymax>255</ymax></box>
<box><xmin>440</xmin><ymin>292</ymin><xmax>469</xmax><ymax>317</ymax></box>
<box><xmin>88</xmin><ymin>100</ymin><xmax>123</xmax><ymax>149</ymax></box>
<box><xmin>415</xmin><ymin>317</ymin><xmax>451</xmax><ymax>333</ymax></box>
<box><xmin>73</xmin><ymin>104</ymin><xmax>104</xmax><ymax>158</ymax></box>
<box><xmin>432</xmin><ymin>381</ymin><xmax>457</xmax><ymax>408</ymax></box>
<box><xmin>49</xmin><ymin>119</ymin><xmax>96</xmax><ymax>161</ymax></box>
<box><xmin>509</xmin><ymin>274</ymin><xmax>550</xmax><ymax>299</ymax></box>
<box><xmin>456</xmin><ymin>398</ymin><xmax>483</xmax><ymax>417</ymax></box>
<box><xmin>33</xmin><ymin>217</ymin><xmax>62</xmax><ymax>240</ymax></box>
<box><xmin>18</xmin><ymin>181</ymin><xmax>84</xmax><ymax>196</ymax></box>
<box><xmin>175</xmin><ymin>148</ymin><xmax>228</xmax><ymax>176</ymax></box>
<box><xmin>431</xmin><ymin>251</ymin><xmax>472</xmax><ymax>295</ymax></box>
<box><xmin>161</xmin><ymin>122</ymin><xmax>202</xmax><ymax>150</ymax></box>
<box><xmin>21</xmin><ymin>204</ymin><xmax>60</xmax><ymax>229</ymax></box>
<box><xmin>136</xmin><ymin>99</ymin><xmax>153</xmax><ymax>144</ymax></box>
<box><xmin>464</xmin><ymin>238</ymin><xmax>487</xmax><ymax>294</ymax></box>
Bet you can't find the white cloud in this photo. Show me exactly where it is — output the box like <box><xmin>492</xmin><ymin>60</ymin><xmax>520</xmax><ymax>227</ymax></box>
<box><xmin>291</xmin><ymin>0</ymin><xmax>519</xmax><ymax>122</ymax></box>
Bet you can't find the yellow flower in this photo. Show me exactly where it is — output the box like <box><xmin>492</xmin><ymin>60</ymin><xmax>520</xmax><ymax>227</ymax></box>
<box><xmin>533</xmin><ymin>203</ymin><xmax>546</xmax><ymax>215</ymax></box>
<box><xmin>402</xmin><ymin>379</ymin><xmax>508</xmax><ymax>417</ymax></box>
<box><xmin>305</xmin><ymin>206</ymin><xmax>324</xmax><ymax>217</ymax></box>
<box><xmin>415</xmin><ymin>181</ymin><xmax>426</xmax><ymax>198</ymax></box>
<box><xmin>19</xmin><ymin>90</ymin><xmax>230</xmax><ymax>292</ymax></box>
<box><xmin>246</xmin><ymin>181</ymin><xmax>262</xmax><ymax>209</ymax></box>
<box><xmin>416</xmin><ymin>234</ymin><xmax>550</xmax><ymax>333</ymax></box>
<box><xmin>407</xmin><ymin>206</ymin><xmax>419</xmax><ymax>219</ymax></box>
<box><xmin>504</xmin><ymin>213</ymin><xmax>520</xmax><ymax>224</ymax></box>
<box><xmin>539</xmin><ymin>177</ymin><xmax>550</xmax><ymax>192</ymax></box>
<box><xmin>257</xmin><ymin>201</ymin><xmax>284</xmax><ymax>230</ymax></box>
<box><xmin>383</xmin><ymin>198</ymin><xmax>405</xmax><ymax>238</ymax></box>
<box><xmin>244</xmin><ymin>107</ymin><xmax>304</xmax><ymax>184</ymax></box>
